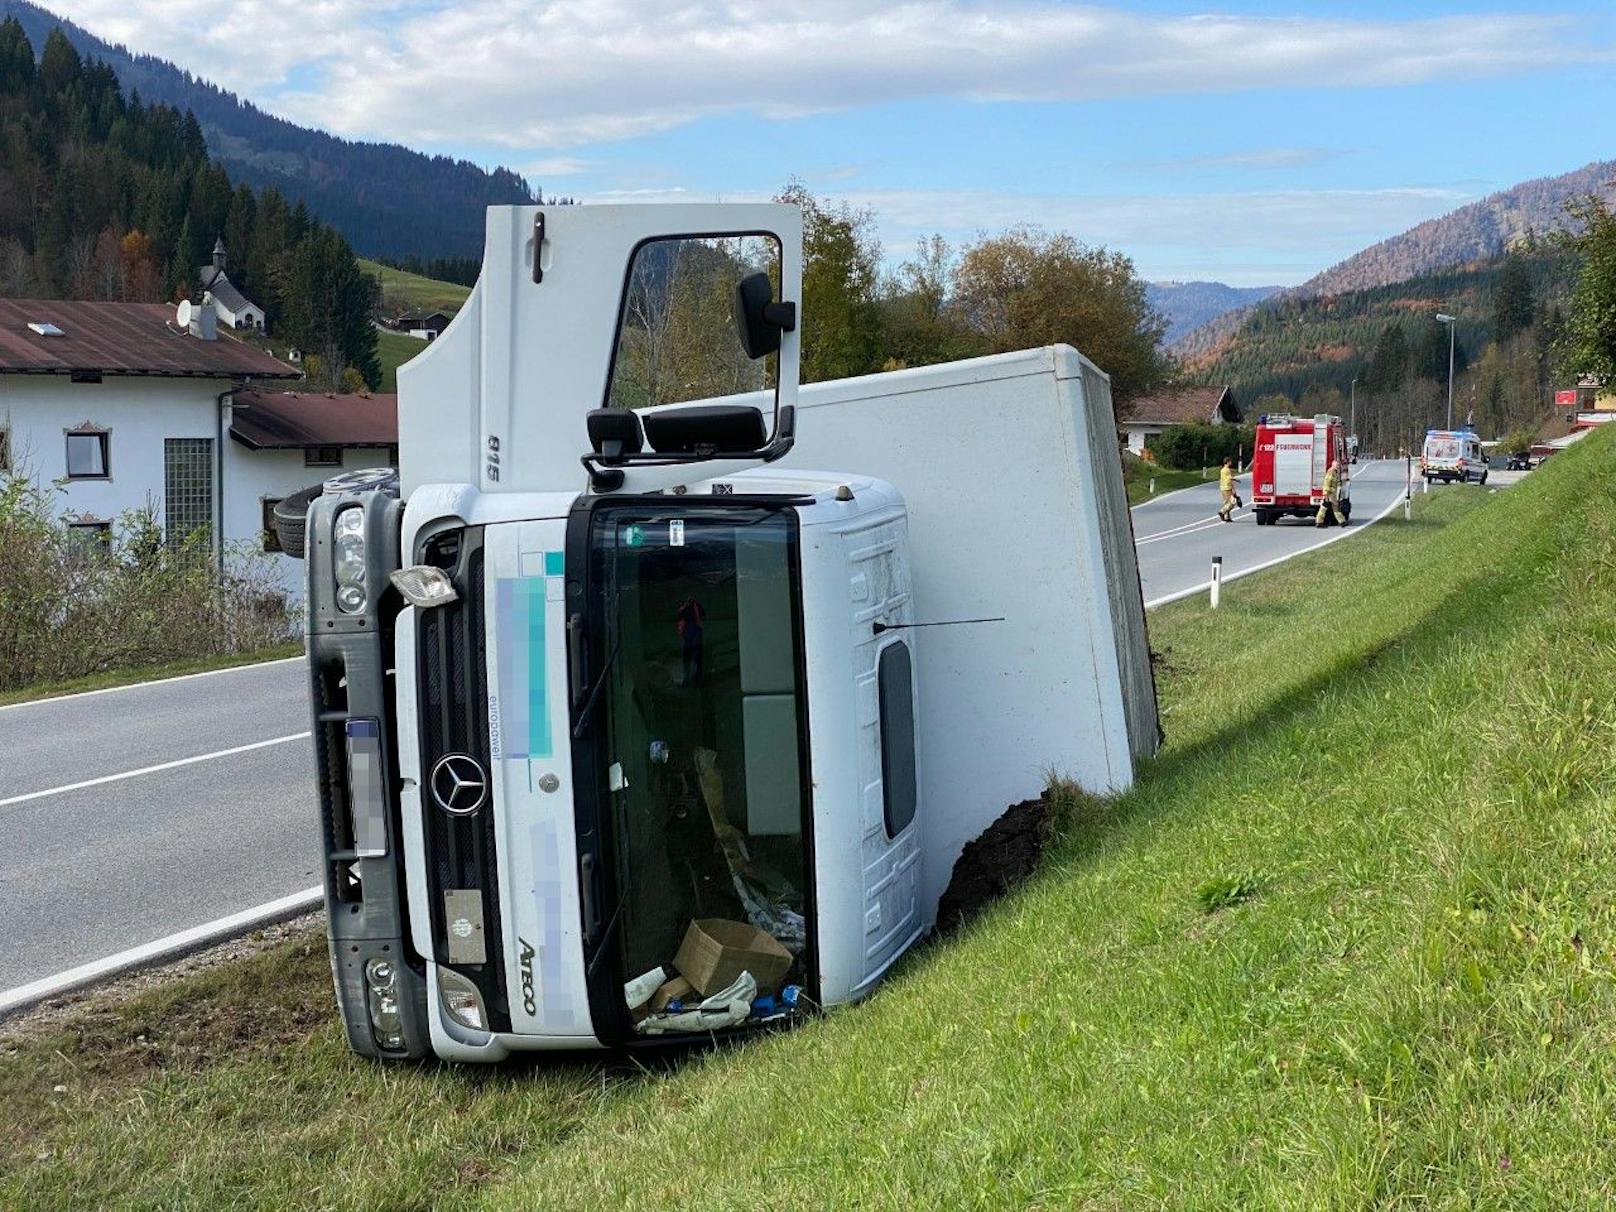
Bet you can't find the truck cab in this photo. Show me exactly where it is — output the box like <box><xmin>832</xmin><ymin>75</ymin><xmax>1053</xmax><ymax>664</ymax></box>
<box><xmin>303</xmin><ymin>205</ymin><xmax>932</xmax><ymax>1059</ymax></box>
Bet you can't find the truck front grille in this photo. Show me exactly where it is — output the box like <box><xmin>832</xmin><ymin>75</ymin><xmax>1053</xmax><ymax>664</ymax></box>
<box><xmin>417</xmin><ymin>529</ymin><xmax>510</xmax><ymax>1030</ymax></box>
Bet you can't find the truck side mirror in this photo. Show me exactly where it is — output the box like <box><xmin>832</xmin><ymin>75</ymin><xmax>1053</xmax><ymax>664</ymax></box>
<box><xmin>735</xmin><ymin>272</ymin><xmax>796</xmax><ymax>360</ymax></box>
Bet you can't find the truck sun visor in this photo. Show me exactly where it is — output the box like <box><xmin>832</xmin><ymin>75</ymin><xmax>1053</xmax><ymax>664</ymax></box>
<box><xmin>642</xmin><ymin>404</ymin><xmax>768</xmax><ymax>455</ymax></box>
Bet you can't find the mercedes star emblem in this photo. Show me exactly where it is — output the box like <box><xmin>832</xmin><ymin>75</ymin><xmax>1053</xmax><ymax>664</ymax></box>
<box><xmin>429</xmin><ymin>753</ymin><xmax>488</xmax><ymax>815</ymax></box>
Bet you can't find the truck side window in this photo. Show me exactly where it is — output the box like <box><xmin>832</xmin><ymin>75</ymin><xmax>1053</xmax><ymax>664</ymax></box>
<box><xmin>878</xmin><ymin>641</ymin><xmax>917</xmax><ymax>837</ymax></box>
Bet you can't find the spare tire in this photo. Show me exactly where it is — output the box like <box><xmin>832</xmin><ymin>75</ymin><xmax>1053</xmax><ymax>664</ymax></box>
<box><xmin>272</xmin><ymin>483</ymin><xmax>322</xmax><ymax>559</ymax></box>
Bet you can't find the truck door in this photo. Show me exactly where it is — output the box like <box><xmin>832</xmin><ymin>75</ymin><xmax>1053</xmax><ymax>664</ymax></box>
<box><xmin>847</xmin><ymin>522</ymin><xmax>923</xmax><ymax>990</ymax></box>
<box><xmin>398</xmin><ymin>203</ymin><xmax>804</xmax><ymax>496</ymax></box>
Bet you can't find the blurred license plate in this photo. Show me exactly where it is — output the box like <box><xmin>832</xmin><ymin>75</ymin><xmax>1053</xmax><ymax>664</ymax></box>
<box><xmin>345</xmin><ymin>719</ymin><xmax>388</xmax><ymax>858</ymax></box>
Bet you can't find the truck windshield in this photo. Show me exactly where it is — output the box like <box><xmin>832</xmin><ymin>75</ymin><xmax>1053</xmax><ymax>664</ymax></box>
<box><xmin>580</xmin><ymin>503</ymin><xmax>810</xmax><ymax>995</ymax></box>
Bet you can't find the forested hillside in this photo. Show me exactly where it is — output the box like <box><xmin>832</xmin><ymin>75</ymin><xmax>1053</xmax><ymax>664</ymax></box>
<box><xmin>1198</xmin><ymin>245</ymin><xmax>1576</xmax><ymax>452</ymax></box>
<box><xmin>0</xmin><ymin>19</ymin><xmax>380</xmax><ymax>388</ymax></box>
<box><xmin>1299</xmin><ymin>160</ymin><xmax>1616</xmax><ymax>298</ymax></box>
<box><xmin>0</xmin><ymin>0</ymin><xmax>536</xmax><ymax>259</ymax></box>
<box><xmin>1173</xmin><ymin>157</ymin><xmax>1616</xmax><ymax>362</ymax></box>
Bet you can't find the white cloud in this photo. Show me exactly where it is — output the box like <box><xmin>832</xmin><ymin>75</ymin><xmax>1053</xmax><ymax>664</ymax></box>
<box><xmin>54</xmin><ymin>2</ymin><xmax>1609</xmax><ymax>149</ymax></box>
<box><xmin>524</xmin><ymin>156</ymin><xmax>594</xmax><ymax>176</ymax></box>
<box><xmin>1179</xmin><ymin>148</ymin><xmax>1332</xmax><ymax>172</ymax></box>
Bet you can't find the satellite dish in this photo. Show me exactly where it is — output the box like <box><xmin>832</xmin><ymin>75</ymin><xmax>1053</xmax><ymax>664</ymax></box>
<box><xmin>176</xmin><ymin>299</ymin><xmax>193</xmax><ymax>329</ymax></box>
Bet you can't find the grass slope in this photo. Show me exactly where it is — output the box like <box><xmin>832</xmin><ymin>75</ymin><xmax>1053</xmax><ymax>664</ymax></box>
<box><xmin>4</xmin><ymin>431</ymin><xmax>1613</xmax><ymax>1208</ymax></box>
<box><xmin>376</xmin><ymin>327</ymin><xmax>427</xmax><ymax>393</ymax></box>
<box><xmin>359</xmin><ymin>259</ymin><xmax>472</xmax><ymax>315</ymax></box>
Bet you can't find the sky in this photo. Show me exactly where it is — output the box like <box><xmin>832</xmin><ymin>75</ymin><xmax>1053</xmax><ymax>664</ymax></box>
<box><xmin>49</xmin><ymin>0</ymin><xmax>1616</xmax><ymax>285</ymax></box>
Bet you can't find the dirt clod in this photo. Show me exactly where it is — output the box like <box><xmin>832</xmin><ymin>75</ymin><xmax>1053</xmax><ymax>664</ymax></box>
<box><xmin>935</xmin><ymin>797</ymin><xmax>1053</xmax><ymax>934</ymax></box>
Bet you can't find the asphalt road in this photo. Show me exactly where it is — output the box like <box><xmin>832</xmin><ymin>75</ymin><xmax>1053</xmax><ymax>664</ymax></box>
<box><xmin>0</xmin><ymin>659</ymin><xmax>318</xmax><ymax>993</ymax></box>
<box><xmin>1133</xmin><ymin>458</ymin><xmax>1412</xmax><ymax>604</ymax></box>
<box><xmin>0</xmin><ymin>461</ymin><xmax>1424</xmax><ymax>1002</ymax></box>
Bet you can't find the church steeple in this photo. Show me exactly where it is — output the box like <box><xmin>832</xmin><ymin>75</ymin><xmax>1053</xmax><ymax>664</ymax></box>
<box><xmin>211</xmin><ymin>236</ymin><xmax>227</xmax><ymax>273</ymax></box>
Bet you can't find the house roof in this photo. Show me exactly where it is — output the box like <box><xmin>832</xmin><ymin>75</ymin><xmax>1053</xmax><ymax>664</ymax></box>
<box><xmin>229</xmin><ymin>390</ymin><xmax>398</xmax><ymax>449</ymax></box>
<box><xmin>0</xmin><ymin>300</ymin><xmax>297</xmax><ymax>379</ymax></box>
<box><xmin>198</xmin><ymin>267</ymin><xmax>258</xmax><ymax>317</ymax></box>
<box><xmin>1119</xmin><ymin>384</ymin><xmax>1236</xmax><ymax>427</ymax></box>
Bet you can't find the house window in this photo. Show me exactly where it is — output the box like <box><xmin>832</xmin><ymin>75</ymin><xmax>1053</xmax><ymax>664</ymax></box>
<box><xmin>70</xmin><ymin>370</ymin><xmax>102</xmax><ymax>384</ymax></box>
<box><xmin>305</xmin><ymin>446</ymin><xmax>342</xmax><ymax>467</ymax></box>
<box><xmin>0</xmin><ymin>428</ymin><xmax>10</xmax><ymax>473</ymax></box>
<box><xmin>878</xmin><ymin>641</ymin><xmax>918</xmax><ymax>838</ymax></box>
<box><xmin>261</xmin><ymin>497</ymin><xmax>283</xmax><ymax>553</ymax></box>
<box><xmin>163</xmin><ymin>437</ymin><xmax>214</xmax><ymax>547</ymax></box>
<box><xmin>65</xmin><ymin>429</ymin><xmax>110</xmax><ymax>479</ymax></box>
<box><xmin>67</xmin><ymin>520</ymin><xmax>112</xmax><ymax>555</ymax></box>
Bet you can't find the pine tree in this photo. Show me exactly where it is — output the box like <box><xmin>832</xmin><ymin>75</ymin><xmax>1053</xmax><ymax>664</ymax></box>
<box><xmin>1492</xmin><ymin>254</ymin><xmax>1535</xmax><ymax>341</ymax></box>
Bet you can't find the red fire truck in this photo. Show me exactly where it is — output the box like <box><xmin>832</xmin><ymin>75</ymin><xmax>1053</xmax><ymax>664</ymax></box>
<box><xmin>1250</xmin><ymin>414</ymin><xmax>1351</xmax><ymax>527</ymax></box>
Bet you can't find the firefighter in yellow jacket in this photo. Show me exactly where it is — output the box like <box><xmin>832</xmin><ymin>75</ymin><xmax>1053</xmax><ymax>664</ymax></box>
<box><xmin>1316</xmin><ymin>459</ymin><xmax>1345</xmax><ymax>527</ymax></box>
<box><xmin>1217</xmin><ymin>458</ymin><xmax>1238</xmax><ymax>522</ymax></box>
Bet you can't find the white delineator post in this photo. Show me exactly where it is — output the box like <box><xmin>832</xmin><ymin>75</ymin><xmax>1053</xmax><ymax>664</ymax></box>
<box><xmin>1149</xmin><ymin>477</ymin><xmax>1156</xmax><ymax>496</ymax></box>
<box><xmin>1210</xmin><ymin>555</ymin><xmax>1223</xmax><ymax>609</ymax></box>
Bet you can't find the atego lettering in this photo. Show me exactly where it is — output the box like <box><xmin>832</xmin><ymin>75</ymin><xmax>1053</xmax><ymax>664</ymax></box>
<box><xmin>518</xmin><ymin>937</ymin><xmax>537</xmax><ymax>1015</ymax></box>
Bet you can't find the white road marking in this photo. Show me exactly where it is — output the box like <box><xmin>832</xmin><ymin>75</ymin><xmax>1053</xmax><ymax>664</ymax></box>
<box><xmin>0</xmin><ymin>885</ymin><xmax>323</xmax><ymax>1018</ymax></box>
<box><xmin>1134</xmin><ymin>508</ymin><xmax>1251</xmax><ymax>545</ymax></box>
<box><xmin>1144</xmin><ymin>486</ymin><xmax>1407</xmax><ymax>610</ymax></box>
<box><xmin>0</xmin><ymin>732</ymin><xmax>312</xmax><ymax>808</ymax></box>
<box><xmin>0</xmin><ymin>655</ymin><xmax>303</xmax><ymax>713</ymax></box>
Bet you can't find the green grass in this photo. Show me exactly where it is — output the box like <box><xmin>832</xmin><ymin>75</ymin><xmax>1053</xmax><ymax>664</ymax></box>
<box><xmin>376</xmin><ymin>328</ymin><xmax>429</xmax><ymax>393</ymax></box>
<box><xmin>1124</xmin><ymin>459</ymin><xmax>1214</xmax><ymax>504</ymax></box>
<box><xmin>0</xmin><ymin>643</ymin><xmax>301</xmax><ymax>707</ymax></box>
<box><xmin>5</xmin><ymin>428</ymin><xmax>1615</xmax><ymax>1208</ymax></box>
<box><xmin>359</xmin><ymin>259</ymin><xmax>472</xmax><ymax>315</ymax></box>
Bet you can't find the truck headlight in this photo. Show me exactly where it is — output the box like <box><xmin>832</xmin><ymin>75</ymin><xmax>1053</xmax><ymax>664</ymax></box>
<box><xmin>438</xmin><ymin>966</ymin><xmax>488</xmax><ymax>1031</ymax></box>
<box><xmin>334</xmin><ymin>507</ymin><xmax>367</xmax><ymax>614</ymax></box>
<box><xmin>364</xmin><ymin>957</ymin><xmax>405</xmax><ymax>1050</ymax></box>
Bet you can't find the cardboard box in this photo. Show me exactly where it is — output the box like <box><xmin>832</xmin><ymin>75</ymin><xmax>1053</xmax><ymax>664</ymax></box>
<box><xmin>674</xmin><ymin>918</ymin><xmax>792</xmax><ymax>996</ymax></box>
<box><xmin>649</xmin><ymin>975</ymin><xmax>694</xmax><ymax>1012</ymax></box>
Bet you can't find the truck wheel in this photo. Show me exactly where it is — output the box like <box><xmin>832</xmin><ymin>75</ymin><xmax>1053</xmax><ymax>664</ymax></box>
<box><xmin>1255</xmin><ymin>509</ymin><xmax>1269</xmax><ymax>526</ymax></box>
<box><xmin>1480</xmin><ymin>471</ymin><xmax>1488</xmax><ymax>485</ymax></box>
<box><xmin>1341</xmin><ymin>500</ymin><xmax>1352</xmax><ymax>520</ymax></box>
<box><xmin>272</xmin><ymin>483</ymin><xmax>323</xmax><ymax>559</ymax></box>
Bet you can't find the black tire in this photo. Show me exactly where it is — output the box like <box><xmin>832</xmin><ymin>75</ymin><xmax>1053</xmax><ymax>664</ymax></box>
<box><xmin>1480</xmin><ymin>471</ymin><xmax>1488</xmax><ymax>486</ymax></box>
<box><xmin>1341</xmin><ymin>499</ymin><xmax>1352</xmax><ymax>520</ymax></box>
<box><xmin>272</xmin><ymin>483</ymin><xmax>323</xmax><ymax>559</ymax></box>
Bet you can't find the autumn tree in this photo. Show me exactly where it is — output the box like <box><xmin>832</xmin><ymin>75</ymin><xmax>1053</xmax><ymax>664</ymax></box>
<box><xmin>1557</xmin><ymin>196</ymin><xmax>1616</xmax><ymax>381</ymax></box>
<box><xmin>776</xmin><ymin>181</ymin><xmax>885</xmax><ymax>383</ymax></box>
<box><xmin>951</xmin><ymin>225</ymin><xmax>1169</xmax><ymax>402</ymax></box>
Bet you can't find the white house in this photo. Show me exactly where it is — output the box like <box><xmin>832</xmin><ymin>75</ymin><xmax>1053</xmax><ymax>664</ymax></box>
<box><xmin>1117</xmin><ymin>384</ymin><xmax>1240</xmax><ymax>455</ymax></box>
<box><xmin>0</xmin><ymin>298</ymin><xmax>397</xmax><ymax>597</ymax></box>
<box><xmin>198</xmin><ymin>238</ymin><xmax>266</xmax><ymax>332</ymax></box>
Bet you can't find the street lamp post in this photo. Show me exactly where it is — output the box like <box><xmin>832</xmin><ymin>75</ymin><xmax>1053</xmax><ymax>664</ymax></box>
<box><xmin>1350</xmin><ymin>376</ymin><xmax>1358</xmax><ymax>446</ymax></box>
<box><xmin>1436</xmin><ymin>313</ymin><xmax>1456</xmax><ymax>430</ymax></box>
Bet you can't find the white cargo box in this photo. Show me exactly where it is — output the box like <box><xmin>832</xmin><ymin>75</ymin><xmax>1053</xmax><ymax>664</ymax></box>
<box><xmin>769</xmin><ymin>348</ymin><xmax>1157</xmax><ymax>916</ymax></box>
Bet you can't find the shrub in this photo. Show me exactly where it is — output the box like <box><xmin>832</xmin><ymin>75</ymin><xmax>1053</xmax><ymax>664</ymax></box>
<box><xmin>1150</xmin><ymin>422</ymin><xmax>1255</xmax><ymax>470</ymax></box>
<box><xmin>0</xmin><ymin>473</ymin><xmax>298</xmax><ymax>692</ymax></box>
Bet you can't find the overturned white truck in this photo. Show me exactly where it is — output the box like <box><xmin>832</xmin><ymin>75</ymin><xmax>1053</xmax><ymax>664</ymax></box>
<box><xmin>301</xmin><ymin>203</ymin><xmax>1157</xmax><ymax>1061</ymax></box>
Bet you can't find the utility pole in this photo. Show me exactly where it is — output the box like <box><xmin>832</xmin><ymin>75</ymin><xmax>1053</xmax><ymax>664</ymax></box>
<box><xmin>1349</xmin><ymin>376</ymin><xmax>1358</xmax><ymax>444</ymax></box>
<box><xmin>1436</xmin><ymin>313</ymin><xmax>1456</xmax><ymax>429</ymax></box>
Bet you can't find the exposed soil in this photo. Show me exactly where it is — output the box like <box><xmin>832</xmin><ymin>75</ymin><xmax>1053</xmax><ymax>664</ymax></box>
<box><xmin>935</xmin><ymin>796</ymin><xmax>1054</xmax><ymax>934</ymax></box>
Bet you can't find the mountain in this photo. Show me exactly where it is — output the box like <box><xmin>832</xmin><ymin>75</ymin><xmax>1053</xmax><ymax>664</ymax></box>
<box><xmin>2</xmin><ymin>0</ymin><xmax>535</xmax><ymax>260</ymax></box>
<box><xmin>1173</xmin><ymin>157</ymin><xmax>1616</xmax><ymax>361</ymax></box>
<box><xmin>1146</xmin><ymin>281</ymin><xmax>1281</xmax><ymax>346</ymax></box>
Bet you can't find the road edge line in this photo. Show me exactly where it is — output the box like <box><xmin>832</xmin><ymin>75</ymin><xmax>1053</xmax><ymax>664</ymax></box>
<box><xmin>1144</xmin><ymin>487</ymin><xmax>1405</xmax><ymax>610</ymax></box>
<box><xmin>0</xmin><ymin>886</ymin><xmax>323</xmax><ymax>1021</ymax></box>
<box><xmin>0</xmin><ymin>654</ymin><xmax>305</xmax><ymax>713</ymax></box>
